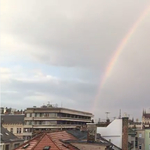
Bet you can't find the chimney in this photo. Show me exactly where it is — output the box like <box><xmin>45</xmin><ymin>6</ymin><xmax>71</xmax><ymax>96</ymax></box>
<box><xmin>122</xmin><ymin>117</ymin><xmax>128</xmax><ymax>150</ymax></box>
<box><xmin>87</xmin><ymin>123</ymin><xmax>97</xmax><ymax>143</ymax></box>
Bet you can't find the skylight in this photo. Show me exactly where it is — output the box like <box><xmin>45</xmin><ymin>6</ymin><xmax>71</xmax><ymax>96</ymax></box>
<box><xmin>43</xmin><ymin>146</ymin><xmax>51</xmax><ymax>150</ymax></box>
<box><xmin>23</xmin><ymin>143</ymin><xmax>30</xmax><ymax>149</ymax></box>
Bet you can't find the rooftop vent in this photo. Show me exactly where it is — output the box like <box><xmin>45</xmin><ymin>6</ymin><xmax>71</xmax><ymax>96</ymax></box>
<box><xmin>23</xmin><ymin>143</ymin><xmax>30</xmax><ymax>149</ymax></box>
<box><xmin>43</xmin><ymin>146</ymin><xmax>51</xmax><ymax>150</ymax></box>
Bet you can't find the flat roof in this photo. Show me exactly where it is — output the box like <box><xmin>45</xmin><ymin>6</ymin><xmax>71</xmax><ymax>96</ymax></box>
<box><xmin>25</xmin><ymin>107</ymin><xmax>93</xmax><ymax>116</ymax></box>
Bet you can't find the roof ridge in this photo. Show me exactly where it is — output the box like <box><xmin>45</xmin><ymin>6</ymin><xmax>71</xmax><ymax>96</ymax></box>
<box><xmin>31</xmin><ymin>133</ymin><xmax>46</xmax><ymax>150</ymax></box>
<box><xmin>47</xmin><ymin>133</ymin><xmax>61</xmax><ymax>150</ymax></box>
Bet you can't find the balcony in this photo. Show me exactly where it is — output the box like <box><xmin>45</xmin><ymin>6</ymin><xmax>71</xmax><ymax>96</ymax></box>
<box><xmin>23</xmin><ymin>125</ymin><xmax>32</xmax><ymax>128</ymax></box>
<box><xmin>23</xmin><ymin>132</ymin><xmax>32</xmax><ymax>136</ymax></box>
<box><xmin>24</xmin><ymin>116</ymin><xmax>91</xmax><ymax>122</ymax></box>
<box><xmin>32</xmin><ymin>124</ymin><xmax>78</xmax><ymax>129</ymax></box>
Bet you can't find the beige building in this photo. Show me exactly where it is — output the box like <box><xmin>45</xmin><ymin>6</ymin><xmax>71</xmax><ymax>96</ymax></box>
<box><xmin>0</xmin><ymin>126</ymin><xmax>24</xmax><ymax>150</ymax></box>
<box><xmin>23</xmin><ymin>104</ymin><xmax>93</xmax><ymax>140</ymax></box>
<box><xmin>135</xmin><ymin>129</ymin><xmax>145</xmax><ymax>150</ymax></box>
<box><xmin>1</xmin><ymin>114</ymin><xmax>25</xmax><ymax>139</ymax></box>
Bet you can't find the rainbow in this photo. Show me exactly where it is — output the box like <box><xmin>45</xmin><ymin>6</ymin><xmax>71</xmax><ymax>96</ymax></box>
<box><xmin>92</xmin><ymin>5</ymin><xmax>150</xmax><ymax>113</ymax></box>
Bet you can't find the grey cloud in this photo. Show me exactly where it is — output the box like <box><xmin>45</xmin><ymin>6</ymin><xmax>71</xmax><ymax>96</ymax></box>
<box><xmin>2</xmin><ymin>0</ymin><xmax>150</xmax><ymax>68</ymax></box>
<box><xmin>1</xmin><ymin>0</ymin><xmax>150</xmax><ymax>120</ymax></box>
<box><xmin>1</xmin><ymin>77</ymin><xmax>97</xmax><ymax>111</ymax></box>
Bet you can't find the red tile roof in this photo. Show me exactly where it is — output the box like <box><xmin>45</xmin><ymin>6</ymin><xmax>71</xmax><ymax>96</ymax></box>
<box><xmin>14</xmin><ymin>134</ymin><xmax>42</xmax><ymax>150</ymax></box>
<box><xmin>48</xmin><ymin>131</ymin><xmax>77</xmax><ymax>150</ymax></box>
<box><xmin>14</xmin><ymin>131</ymin><xmax>78</xmax><ymax>150</ymax></box>
<box><xmin>33</xmin><ymin>134</ymin><xmax>60</xmax><ymax>150</ymax></box>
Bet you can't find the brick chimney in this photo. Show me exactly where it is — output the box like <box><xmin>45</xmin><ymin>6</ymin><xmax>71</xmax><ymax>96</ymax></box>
<box><xmin>87</xmin><ymin>123</ymin><xmax>97</xmax><ymax>143</ymax></box>
<box><xmin>122</xmin><ymin>117</ymin><xmax>128</xmax><ymax>150</ymax></box>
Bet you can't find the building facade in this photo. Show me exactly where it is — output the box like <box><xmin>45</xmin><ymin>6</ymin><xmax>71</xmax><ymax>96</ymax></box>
<box><xmin>97</xmin><ymin>117</ymin><xmax>131</xmax><ymax>150</ymax></box>
<box><xmin>1</xmin><ymin>114</ymin><xmax>25</xmax><ymax>139</ymax></box>
<box><xmin>142</xmin><ymin>110</ymin><xmax>150</xmax><ymax>125</ymax></box>
<box><xmin>144</xmin><ymin>128</ymin><xmax>150</xmax><ymax>150</ymax></box>
<box><xmin>23</xmin><ymin>105</ymin><xmax>93</xmax><ymax>140</ymax></box>
<box><xmin>0</xmin><ymin>126</ymin><xmax>24</xmax><ymax>150</ymax></box>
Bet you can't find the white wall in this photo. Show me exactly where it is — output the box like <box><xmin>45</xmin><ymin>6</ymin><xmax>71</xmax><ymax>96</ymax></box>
<box><xmin>97</xmin><ymin>119</ymin><xmax>122</xmax><ymax>148</ymax></box>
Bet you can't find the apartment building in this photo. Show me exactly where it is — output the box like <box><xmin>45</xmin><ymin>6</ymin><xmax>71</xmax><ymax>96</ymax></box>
<box><xmin>0</xmin><ymin>126</ymin><xmax>24</xmax><ymax>150</ymax></box>
<box><xmin>1</xmin><ymin>114</ymin><xmax>25</xmax><ymax>139</ymax></box>
<box><xmin>23</xmin><ymin>104</ymin><xmax>93</xmax><ymax>140</ymax></box>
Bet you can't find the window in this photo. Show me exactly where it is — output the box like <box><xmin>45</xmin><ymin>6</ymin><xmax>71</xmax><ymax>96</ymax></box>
<box><xmin>23</xmin><ymin>136</ymin><xmax>28</xmax><ymax>140</ymax></box>
<box><xmin>23</xmin><ymin>143</ymin><xmax>30</xmax><ymax>148</ymax></box>
<box><xmin>17</xmin><ymin>128</ymin><xmax>21</xmax><ymax>134</ymax></box>
<box><xmin>0</xmin><ymin>145</ymin><xmax>3</xmax><ymax>150</ymax></box>
<box><xmin>32</xmin><ymin>113</ymin><xmax>35</xmax><ymax>117</ymax></box>
<box><xmin>139</xmin><ymin>133</ymin><xmax>142</xmax><ymax>137</ymax></box>
<box><xmin>14</xmin><ymin>143</ymin><xmax>20</xmax><ymax>148</ymax></box>
<box><xmin>49</xmin><ymin>113</ymin><xmax>56</xmax><ymax>117</ymax></box>
<box><xmin>27</xmin><ymin>136</ymin><xmax>31</xmax><ymax>140</ymax></box>
<box><xmin>10</xmin><ymin>128</ymin><xmax>13</xmax><ymax>133</ymax></box>
<box><xmin>149</xmin><ymin>144</ymin><xmax>150</xmax><ymax>150</ymax></box>
<box><xmin>135</xmin><ymin>137</ymin><xmax>138</xmax><ymax>148</ymax></box>
<box><xmin>131</xmin><ymin>141</ymin><xmax>134</xmax><ymax>146</ymax></box>
<box><xmin>43</xmin><ymin>146</ymin><xmax>51</xmax><ymax>150</ymax></box>
<box><xmin>36</xmin><ymin>113</ymin><xmax>40</xmax><ymax>117</ymax></box>
<box><xmin>26</xmin><ymin>113</ymin><xmax>30</xmax><ymax>117</ymax></box>
<box><xmin>149</xmin><ymin>132</ymin><xmax>150</xmax><ymax>138</ymax></box>
<box><xmin>139</xmin><ymin>145</ymin><xmax>142</xmax><ymax>149</ymax></box>
<box><xmin>5</xmin><ymin>145</ymin><xmax>9</xmax><ymax>150</ymax></box>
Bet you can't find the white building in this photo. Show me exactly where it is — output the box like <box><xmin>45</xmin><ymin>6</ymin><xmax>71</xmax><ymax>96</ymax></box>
<box><xmin>97</xmin><ymin>119</ymin><xmax>122</xmax><ymax>148</ymax></box>
<box><xmin>97</xmin><ymin>117</ymin><xmax>129</xmax><ymax>150</ymax></box>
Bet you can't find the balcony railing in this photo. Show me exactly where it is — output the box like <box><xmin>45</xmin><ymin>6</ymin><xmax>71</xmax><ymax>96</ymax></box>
<box><xmin>24</xmin><ymin>116</ymin><xmax>91</xmax><ymax>122</ymax></box>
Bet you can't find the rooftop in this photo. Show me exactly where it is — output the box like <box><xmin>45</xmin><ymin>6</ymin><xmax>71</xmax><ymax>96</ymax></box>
<box><xmin>1</xmin><ymin>126</ymin><xmax>24</xmax><ymax>143</ymax></box>
<box><xmin>14</xmin><ymin>131</ymin><xmax>77</xmax><ymax>150</ymax></box>
<box><xmin>25</xmin><ymin>105</ymin><xmax>93</xmax><ymax>116</ymax></box>
<box><xmin>14</xmin><ymin>130</ymin><xmax>121</xmax><ymax>150</ymax></box>
<box><xmin>1</xmin><ymin>114</ymin><xmax>25</xmax><ymax>124</ymax></box>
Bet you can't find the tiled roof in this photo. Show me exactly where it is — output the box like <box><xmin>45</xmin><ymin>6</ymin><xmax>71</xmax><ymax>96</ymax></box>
<box><xmin>48</xmin><ymin>131</ymin><xmax>77</xmax><ymax>150</ymax></box>
<box><xmin>66</xmin><ymin>130</ymin><xmax>87</xmax><ymax>140</ymax></box>
<box><xmin>1</xmin><ymin>126</ymin><xmax>24</xmax><ymax>143</ymax></box>
<box><xmin>14</xmin><ymin>134</ymin><xmax>44</xmax><ymax>150</ymax></box>
<box><xmin>14</xmin><ymin>131</ymin><xmax>78</xmax><ymax>150</ymax></box>
<box><xmin>13</xmin><ymin>130</ymin><xmax>120</xmax><ymax>150</ymax></box>
<box><xmin>1</xmin><ymin>114</ymin><xmax>25</xmax><ymax>124</ymax></box>
<box><xmin>33</xmin><ymin>134</ymin><xmax>60</xmax><ymax>150</ymax></box>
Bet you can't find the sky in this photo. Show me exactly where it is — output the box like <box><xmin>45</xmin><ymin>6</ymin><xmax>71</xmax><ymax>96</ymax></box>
<box><xmin>1</xmin><ymin>0</ymin><xmax>150</xmax><ymax>121</ymax></box>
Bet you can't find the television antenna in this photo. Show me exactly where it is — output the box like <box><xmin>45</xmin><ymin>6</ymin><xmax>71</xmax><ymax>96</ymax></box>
<box><xmin>105</xmin><ymin>112</ymin><xmax>110</xmax><ymax>119</ymax></box>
